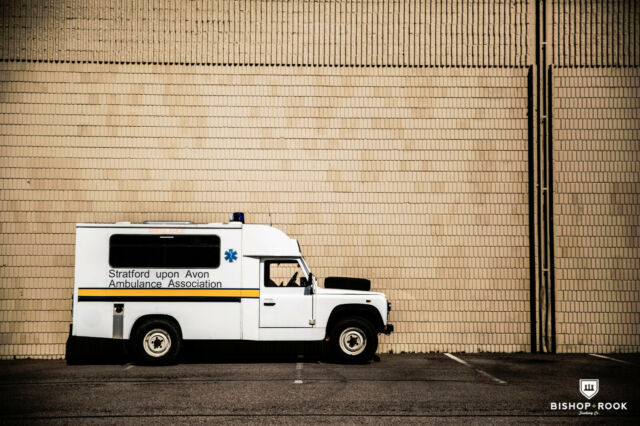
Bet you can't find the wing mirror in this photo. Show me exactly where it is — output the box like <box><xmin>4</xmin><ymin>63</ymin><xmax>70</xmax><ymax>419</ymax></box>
<box><xmin>301</xmin><ymin>273</ymin><xmax>312</xmax><ymax>287</ymax></box>
<box><xmin>302</xmin><ymin>273</ymin><xmax>315</xmax><ymax>294</ymax></box>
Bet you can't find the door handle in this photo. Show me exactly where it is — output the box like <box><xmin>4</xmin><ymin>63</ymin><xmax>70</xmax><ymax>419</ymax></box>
<box><xmin>264</xmin><ymin>302</ymin><xmax>276</xmax><ymax>306</ymax></box>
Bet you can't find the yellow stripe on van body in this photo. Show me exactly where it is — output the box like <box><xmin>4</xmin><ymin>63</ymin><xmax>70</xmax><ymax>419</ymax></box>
<box><xmin>78</xmin><ymin>288</ymin><xmax>260</xmax><ymax>298</ymax></box>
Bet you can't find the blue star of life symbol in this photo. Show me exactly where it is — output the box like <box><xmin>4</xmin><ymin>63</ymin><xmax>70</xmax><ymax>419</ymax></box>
<box><xmin>224</xmin><ymin>249</ymin><xmax>238</xmax><ymax>263</ymax></box>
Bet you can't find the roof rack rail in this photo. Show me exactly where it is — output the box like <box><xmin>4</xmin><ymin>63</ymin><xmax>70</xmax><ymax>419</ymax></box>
<box><xmin>142</xmin><ymin>221</ymin><xmax>193</xmax><ymax>225</ymax></box>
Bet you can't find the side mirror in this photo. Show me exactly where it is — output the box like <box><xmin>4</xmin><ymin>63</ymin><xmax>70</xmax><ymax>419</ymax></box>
<box><xmin>301</xmin><ymin>274</ymin><xmax>313</xmax><ymax>287</ymax></box>
<box><xmin>300</xmin><ymin>277</ymin><xmax>308</xmax><ymax>287</ymax></box>
<box><xmin>304</xmin><ymin>273</ymin><xmax>315</xmax><ymax>295</ymax></box>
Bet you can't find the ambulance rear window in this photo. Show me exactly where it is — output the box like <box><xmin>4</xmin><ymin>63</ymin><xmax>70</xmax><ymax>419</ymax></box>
<box><xmin>109</xmin><ymin>234</ymin><xmax>220</xmax><ymax>268</ymax></box>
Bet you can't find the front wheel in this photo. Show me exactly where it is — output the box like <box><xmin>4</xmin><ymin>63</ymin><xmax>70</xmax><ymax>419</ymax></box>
<box><xmin>132</xmin><ymin>319</ymin><xmax>181</xmax><ymax>365</ymax></box>
<box><xmin>329</xmin><ymin>317</ymin><xmax>378</xmax><ymax>363</ymax></box>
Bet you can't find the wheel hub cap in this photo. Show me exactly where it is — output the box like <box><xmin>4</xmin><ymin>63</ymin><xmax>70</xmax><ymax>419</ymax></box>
<box><xmin>339</xmin><ymin>327</ymin><xmax>367</xmax><ymax>356</ymax></box>
<box><xmin>143</xmin><ymin>329</ymin><xmax>171</xmax><ymax>358</ymax></box>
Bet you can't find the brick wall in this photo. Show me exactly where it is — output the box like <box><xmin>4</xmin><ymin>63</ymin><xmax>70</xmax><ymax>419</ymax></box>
<box><xmin>0</xmin><ymin>0</ymin><xmax>531</xmax><ymax>66</ymax></box>
<box><xmin>1</xmin><ymin>0</ymin><xmax>639</xmax><ymax>358</ymax></box>
<box><xmin>551</xmin><ymin>0</ymin><xmax>640</xmax><ymax>67</ymax></box>
<box><xmin>553</xmin><ymin>68</ymin><xmax>640</xmax><ymax>353</ymax></box>
<box><xmin>0</xmin><ymin>62</ymin><xmax>530</xmax><ymax>357</ymax></box>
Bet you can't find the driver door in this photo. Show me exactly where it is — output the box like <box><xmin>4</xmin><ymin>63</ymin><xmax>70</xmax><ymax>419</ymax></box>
<box><xmin>259</xmin><ymin>259</ymin><xmax>313</xmax><ymax>328</ymax></box>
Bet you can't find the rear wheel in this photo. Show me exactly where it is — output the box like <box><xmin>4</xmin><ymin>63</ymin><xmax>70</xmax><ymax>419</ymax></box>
<box><xmin>329</xmin><ymin>317</ymin><xmax>378</xmax><ymax>363</ymax></box>
<box><xmin>132</xmin><ymin>319</ymin><xmax>181</xmax><ymax>365</ymax></box>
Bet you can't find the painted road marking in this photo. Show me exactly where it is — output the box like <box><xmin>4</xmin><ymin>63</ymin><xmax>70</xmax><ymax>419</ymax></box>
<box><xmin>443</xmin><ymin>353</ymin><xmax>507</xmax><ymax>385</ymax></box>
<box><xmin>589</xmin><ymin>353</ymin><xmax>636</xmax><ymax>366</ymax></box>
<box><xmin>294</xmin><ymin>363</ymin><xmax>303</xmax><ymax>384</ymax></box>
<box><xmin>294</xmin><ymin>354</ymin><xmax>304</xmax><ymax>384</ymax></box>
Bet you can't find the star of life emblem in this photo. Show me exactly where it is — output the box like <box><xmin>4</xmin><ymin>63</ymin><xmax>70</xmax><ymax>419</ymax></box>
<box><xmin>579</xmin><ymin>379</ymin><xmax>599</xmax><ymax>400</ymax></box>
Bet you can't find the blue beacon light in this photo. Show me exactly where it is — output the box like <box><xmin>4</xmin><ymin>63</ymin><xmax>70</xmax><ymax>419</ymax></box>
<box><xmin>231</xmin><ymin>212</ymin><xmax>245</xmax><ymax>223</ymax></box>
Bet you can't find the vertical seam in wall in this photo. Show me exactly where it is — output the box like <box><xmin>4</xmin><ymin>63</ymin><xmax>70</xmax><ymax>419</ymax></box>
<box><xmin>527</xmin><ymin>65</ymin><xmax>536</xmax><ymax>353</ymax></box>
<box><xmin>547</xmin><ymin>65</ymin><xmax>556</xmax><ymax>353</ymax></box>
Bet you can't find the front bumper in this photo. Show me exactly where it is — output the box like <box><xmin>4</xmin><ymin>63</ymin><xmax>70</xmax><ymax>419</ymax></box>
<box><xmin>383</xmin><ymin>324</ymin><xmax>394</xmax><ymax>335</ymax></box>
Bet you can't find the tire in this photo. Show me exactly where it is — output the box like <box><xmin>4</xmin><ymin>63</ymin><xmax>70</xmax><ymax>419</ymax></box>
<box><xmin>329</xmin><ymin>317</ymin><xmax>378</xmax><ymax>363</ymax></box>
<box><xmin>132</xmin><ymin>319</ymin><xmax>181</xmax><ymax>365</ymax></box>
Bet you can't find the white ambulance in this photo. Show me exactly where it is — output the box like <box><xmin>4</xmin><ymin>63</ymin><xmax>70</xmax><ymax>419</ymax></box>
<box><xmin>72</xmin><ymin>213</ymin><xmax>393</xmax><ymax>364</ymax></box>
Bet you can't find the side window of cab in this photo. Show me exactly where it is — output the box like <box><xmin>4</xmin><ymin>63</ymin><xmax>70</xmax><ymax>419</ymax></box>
<box><xmin>264</xmin><ymin>260</ymin><xmax>307</xmax><ymax>287</ymax></box>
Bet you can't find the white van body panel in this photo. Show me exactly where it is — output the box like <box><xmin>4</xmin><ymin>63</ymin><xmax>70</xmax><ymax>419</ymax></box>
<box><xmin>72</xmin><ymin>221</ymin><xmax>390</xmax><ymax>345</ymax></box>
<box><xmin>312</xmin><ymin>287</ymin><xmax>389</xmax><ymax>333</ymax></box>
<box><xmin>240</xmin><ymin>257</ymin><xmax>260</xmax><ymax>341</ymax></box>
<box><xmin>73</xmin><ymin>223</ymin><xmax>245</xmax><ymax>341</ymax></box>
<box><xmin>243</xmin><ymin>224</ymin><xmax>300</xmax><ymax>257</ymax></box>
<box><xmin>122</xmin><ymin>302</ymin><xmax>243</xmax><ymax>340</ymax></box>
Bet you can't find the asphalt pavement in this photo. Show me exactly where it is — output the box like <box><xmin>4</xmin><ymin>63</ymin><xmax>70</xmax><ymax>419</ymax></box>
<box><xmin>1</xmin><ymin>350</ymin><xmax>639</xmax><ymax>424</ymax></box>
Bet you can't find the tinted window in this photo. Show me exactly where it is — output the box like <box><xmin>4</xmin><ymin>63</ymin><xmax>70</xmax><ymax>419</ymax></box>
<box><xmin>109</xmin><ymin>234</ymin><xmax>220</xmax><ymax>268</ymax></box>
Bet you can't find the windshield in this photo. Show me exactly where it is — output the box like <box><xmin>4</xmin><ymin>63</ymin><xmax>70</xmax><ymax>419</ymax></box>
<box><xmin>299</xmin><ymin>257</ymin><xmax>310</xmax><ymax>276</ymax></box>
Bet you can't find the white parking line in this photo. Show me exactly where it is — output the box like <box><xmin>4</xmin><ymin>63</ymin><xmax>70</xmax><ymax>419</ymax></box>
<box><xmin>589</xmin><ymin>353</ymin><xmax>636</xmax><ymax>366</ymax></box>
<box><xmin>444</xmin><ymin>353</ymin><xmax>507</xmax><ymax>385</ymax></box>
<box><xmin>443</xmin><ymin>352</ymin><xmax>473</xmax><ymax>368</ymax></box>
<box><xmin>294</xmin><ymin>362</ymin><xmax>303</xmax><ymax>384</ymax></box>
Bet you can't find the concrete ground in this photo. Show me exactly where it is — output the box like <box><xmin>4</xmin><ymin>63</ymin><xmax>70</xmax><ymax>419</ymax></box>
<box><xmin>1</xmin><ymin>348</ymin><xmax>639</xmax><ymax>424</ymax></box>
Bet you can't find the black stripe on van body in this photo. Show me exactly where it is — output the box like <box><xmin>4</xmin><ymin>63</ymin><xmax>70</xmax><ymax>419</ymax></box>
<box><xmin>78</xmin><ymin>296</ymin><xmax>242</xmax><ymax>302</ymax></box>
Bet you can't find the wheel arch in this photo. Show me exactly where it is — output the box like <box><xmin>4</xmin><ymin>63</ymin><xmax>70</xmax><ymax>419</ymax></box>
<box><xmin>128</xmin><ymin>314</ymin><xmax>183</xmax><ymax>340</ymax></box>
<box><xmin>325</xmin><ymin>304</ymin><xmax>384</xmax><ymax>338</ymax></box>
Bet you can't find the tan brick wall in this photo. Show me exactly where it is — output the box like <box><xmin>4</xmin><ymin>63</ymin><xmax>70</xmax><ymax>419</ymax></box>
<box><xmin>0</xmin><ymin>62</ymin><xmax>531</xmax><ymax>358</ymax></box>
<box><xmin>0</xmin><ymin>0</ymin><xmax>531</xmax><ymax>67</ymax></box>
<box><xmin>1</xmin><ymin>1</ymin><xmax>639</xmax><ymax>359</ymax></box>
<box><xmin>553</xmin><ymin>67</ymin><xmax>640</xmax><ymax>353</ymax></box>
<box><xmin>551</xmin><ymin>0</ymin><xmax>640</xmax><ymax>67</ymax></box>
